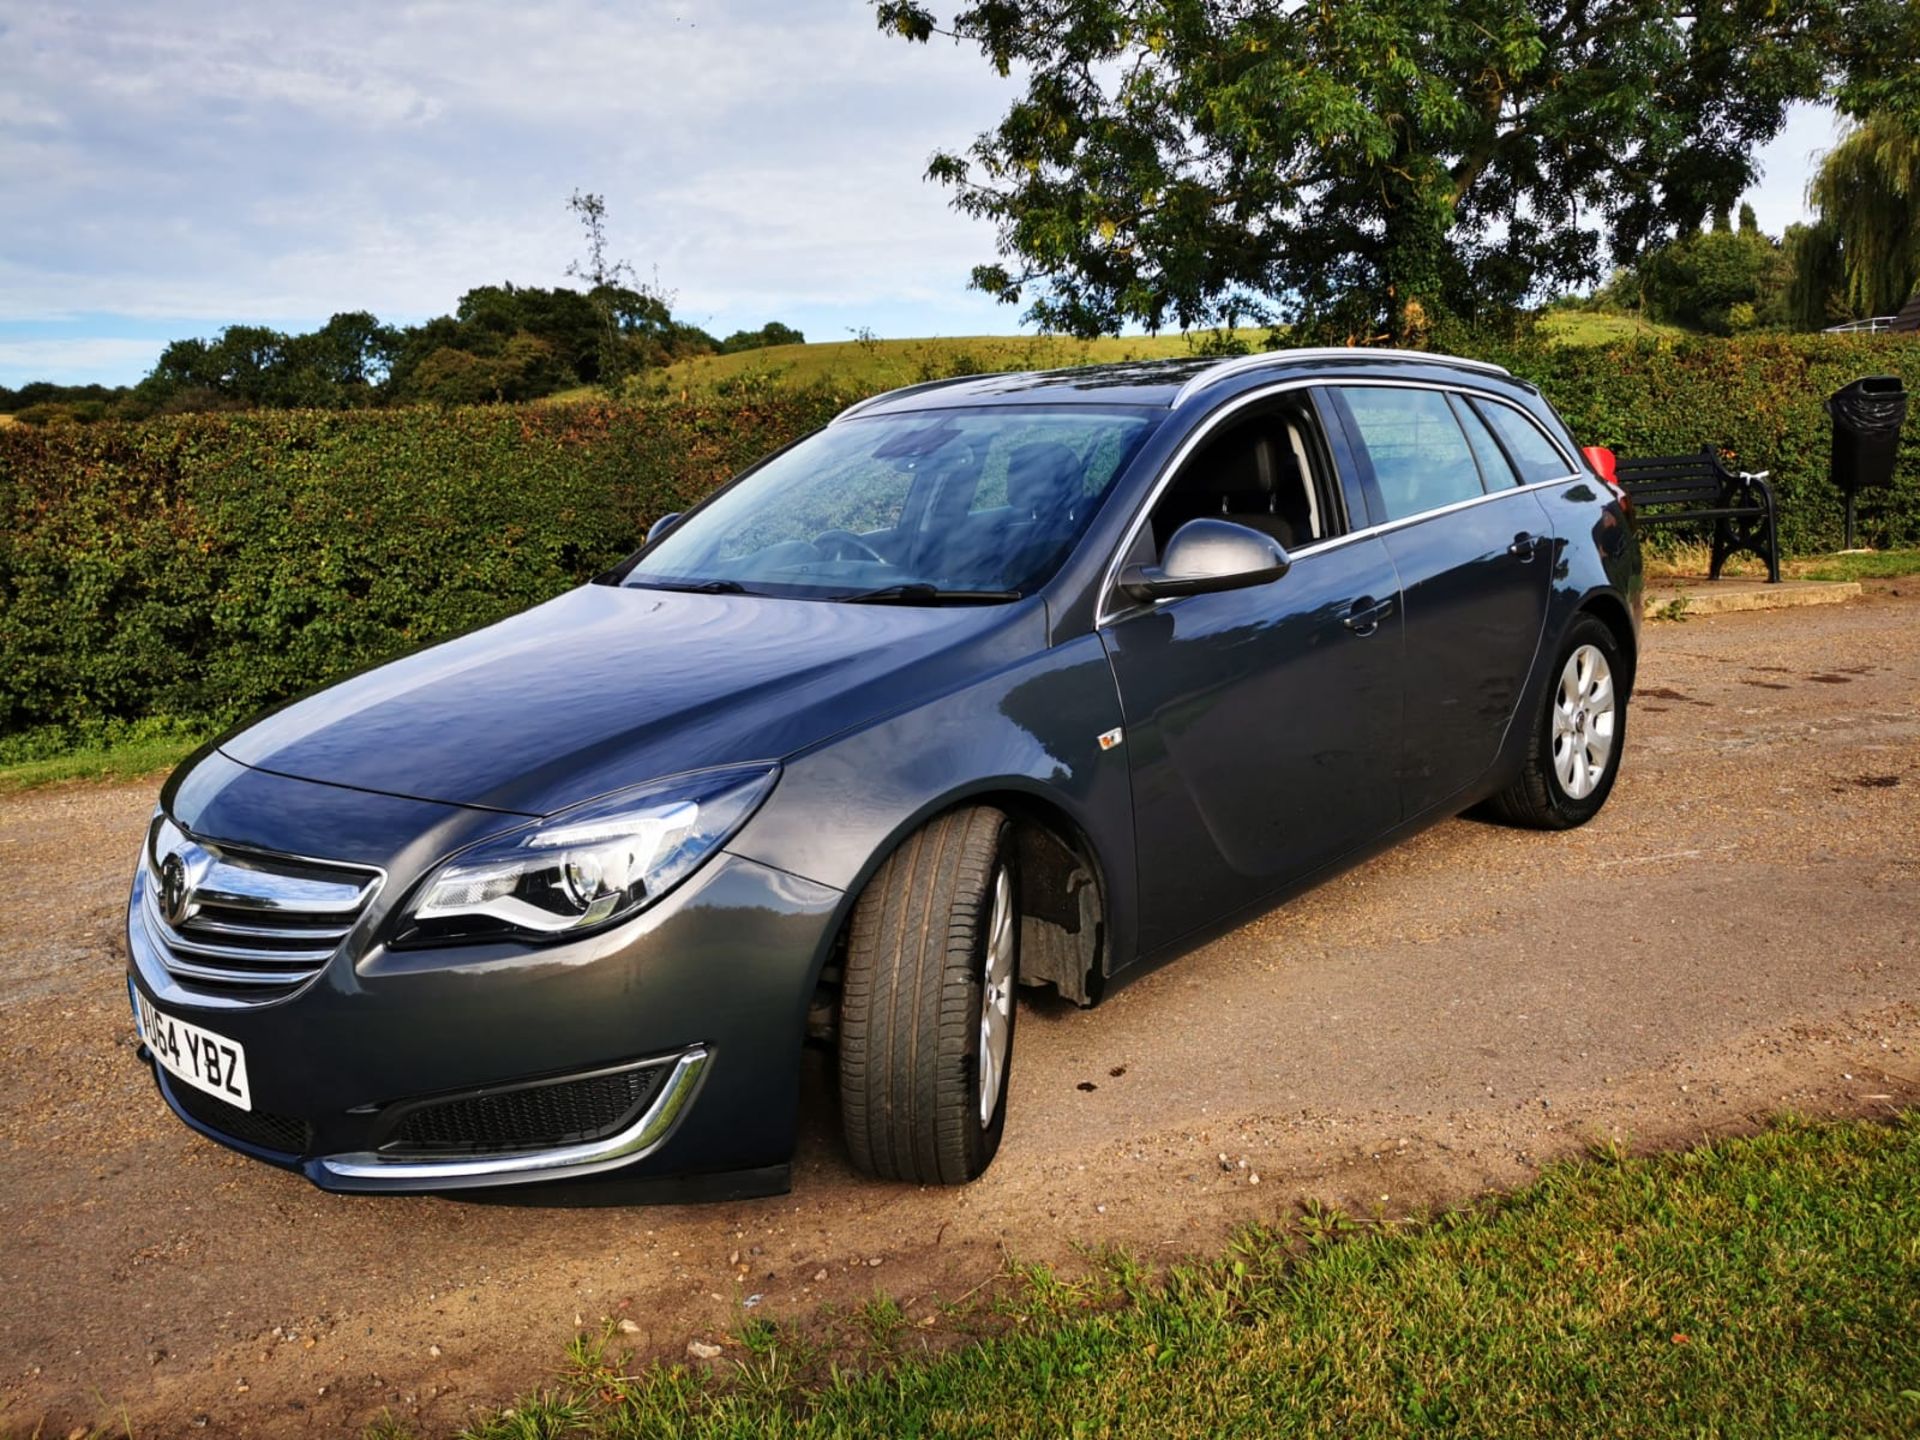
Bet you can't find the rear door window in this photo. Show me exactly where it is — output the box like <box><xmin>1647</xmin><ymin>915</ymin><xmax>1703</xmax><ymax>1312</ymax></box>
<box><xmin>1338</xmin><ymin>387</ymin><xmax>1486</xmax><ymax>523</ymax></box>
<box><xmin>1474</xmin><ymin>400</ymin><xmax>1574</xmax><ymax>484</ymax></box>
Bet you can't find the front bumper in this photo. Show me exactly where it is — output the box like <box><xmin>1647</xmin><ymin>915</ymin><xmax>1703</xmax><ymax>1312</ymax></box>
<box><xmin>128</xmin><ymin>839</ymin><xmax>845</xmax><ymax>1195</ymax></box>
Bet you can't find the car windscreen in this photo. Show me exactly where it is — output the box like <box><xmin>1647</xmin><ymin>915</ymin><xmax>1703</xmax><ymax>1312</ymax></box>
<box><xmin>626</xmin><ymin>405</ymin><xmax>1161</xmax><ymax>602</ymax></box>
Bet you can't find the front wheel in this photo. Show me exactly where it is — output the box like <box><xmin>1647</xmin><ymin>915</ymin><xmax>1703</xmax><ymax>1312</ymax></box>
<box><xmin>1490</xmin><ymin>614</ymin><xmax>1628</xmax><ymax>829</ymax></box>
<box><xmin>838</xmin><ymin>807</ymin><xmax>1018</xmax><ymax>1185</ymax></box>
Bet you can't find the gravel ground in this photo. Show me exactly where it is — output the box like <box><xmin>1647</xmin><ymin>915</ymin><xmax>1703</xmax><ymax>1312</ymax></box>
<box><xmin>3</xmin><ymin>589</ymin><xmax>1917</xmax><ymax>1438</ymax></box>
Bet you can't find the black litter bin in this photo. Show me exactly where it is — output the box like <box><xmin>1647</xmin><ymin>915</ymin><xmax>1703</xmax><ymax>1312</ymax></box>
<box><xmin>1827</xmin><ymin>375</ymin><xmax>1909</xmax><ymax>548</ymax></box>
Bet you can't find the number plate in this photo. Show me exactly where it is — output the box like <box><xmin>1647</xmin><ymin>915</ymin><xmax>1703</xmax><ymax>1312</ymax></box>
<box><xmin>136</xmin><ymin>993</ymin><xmax>252</xmax><ymax>1111</ymax></box>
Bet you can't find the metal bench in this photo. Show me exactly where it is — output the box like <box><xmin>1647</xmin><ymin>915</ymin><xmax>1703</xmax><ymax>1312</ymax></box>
<box><xmin>1616</xmin><ymin>446</ymin><xmax>1781</xmax><ymax>583</ymax></box>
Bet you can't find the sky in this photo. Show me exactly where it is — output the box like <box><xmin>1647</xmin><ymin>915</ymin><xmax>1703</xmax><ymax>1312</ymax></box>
<box><xmin>0</xmin><ymin>1</ymin><xmax>1850</xmax><ymax>388</ymax></box>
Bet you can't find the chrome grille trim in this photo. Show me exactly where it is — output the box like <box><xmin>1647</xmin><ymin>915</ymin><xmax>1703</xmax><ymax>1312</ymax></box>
<box><xmin>140</xmin><ymin>817</ymin><xmax>384</xmax><ymax>1001</ymax></box>
<box><xmin>175</xmin><ymin>913</ymin><xmax>355</xmax><ymax>943</ymax></box>
<box><xmin>192</xmin><ymin>860</ymin><xmax>374</xmax><ymax>914</ymax></box>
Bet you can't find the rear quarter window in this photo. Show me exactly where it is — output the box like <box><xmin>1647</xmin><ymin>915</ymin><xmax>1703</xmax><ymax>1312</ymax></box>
<box><xmin>1475</xmin><ymin>400</ymin><xmax>1574</xmax><ymax>484</ymax></box>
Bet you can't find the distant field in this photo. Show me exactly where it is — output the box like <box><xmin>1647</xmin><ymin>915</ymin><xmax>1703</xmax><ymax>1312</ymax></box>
<box><xmin>543</xmin><ymin>331</ymin><xmax>1267</xmax><ymax>405</ymax></box>
<box><xmin>535</xmin><ymin>313</ymin><xmax>1687</xmax><ymax>405</ymax></box>
<box><xmin>1535</xmin><ymin>310</ymin><xmax>1689</xmax><ymax>345</ymax></box>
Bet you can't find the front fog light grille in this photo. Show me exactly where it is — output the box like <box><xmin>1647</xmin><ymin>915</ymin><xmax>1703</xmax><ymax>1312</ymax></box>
<box><xmin>379</xmin><ymin>1062</ymin><xmax>668</xmax><ymax>1156</ymax></box>
<box><xmin>167</xmin><ymin>1078</ymin><xmax>314</xmax><ymax>1156</ymax></box>
<box><xmin>139</xmin><ymin>818</ymin><xmax>381</xmax><ymax>1001</ymax></box>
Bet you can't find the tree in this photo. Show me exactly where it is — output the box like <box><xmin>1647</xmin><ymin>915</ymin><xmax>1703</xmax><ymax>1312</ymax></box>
<box><xmin>1640</xmin><ymin>221</ymin><xmax>1791</xmax><ymax>334</ymax></box>
<box><xmin>1785</xmin><ymin>220</ymin><xmax>1852</xmax><ymax>329</ymax></box>
<box><xmin>278</xmin><ymin>312</ymin><xmax>399</xmax><ymax>406</ymax></box>
<box><xmin>403</xmin><ymin>335</ymin><xmax>566</xmax><ymax>406</ymax></box>
<box><xmin>874</xmin><ymin>0</ymin><xmax>1918</xmax><ymax>343</ymax></box>
<box><xmin>1792</xmin><ymin>110</ymin><xmax>1920</xmax><ymax>322</ymax></box>
<box><xmin>720</xmin><ymin>321</ymin><xmax>806</xmax><ymax>353</ymax></box>
<box><xmin>134</xmin><ymin>314</ymin><xmax>399</xmax><ymax>411</ymax></box>
<box><xmin>565</xmin><ymin>190</ymin><xmax>677</xmax><ymax>389</ymax></box>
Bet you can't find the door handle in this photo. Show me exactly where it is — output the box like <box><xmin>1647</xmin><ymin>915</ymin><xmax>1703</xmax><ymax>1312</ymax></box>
<box><xmin>1509</xmin><ymin>531</ymin><xmax>1541</xmax><ymax>561</ymax></box>
<box><xmin>1344</xmin><ymin>596</ymin><xmax>1395</xmax><ymax>636</ymax></box>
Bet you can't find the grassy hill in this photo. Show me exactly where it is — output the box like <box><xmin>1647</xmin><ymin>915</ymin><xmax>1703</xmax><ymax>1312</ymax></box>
<box><xmin>540</xmin><ymin>311</ymin><xmax>1684</xmax><ymax>405</ymax></box>
<box><xmin>1534</xmin><ymin>310</ymin><xmax>1688</xmax><ymax>346</ymax></box>
<box><xmin>552</xmin><ymin>331</ymin><xmax>1261</xmax><ymax>405</ymax></box>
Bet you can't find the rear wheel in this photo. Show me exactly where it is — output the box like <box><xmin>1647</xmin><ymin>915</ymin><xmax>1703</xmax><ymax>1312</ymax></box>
<box><xmin>1490</xmin><ymin>614</ymin><xmax>1627</xmax><ymax>829</ymax></box>
<box><xmin>839</xmin><ymin>807</ymin><xmax>1018</xmax><ymax>1184</ymax></box>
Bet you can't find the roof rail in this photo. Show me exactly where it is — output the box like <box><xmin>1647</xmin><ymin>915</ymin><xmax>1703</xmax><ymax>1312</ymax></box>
<box><xmin>1171</xmin><ymin>347</ymin><xmax>1511</xmax><ymax>408</ymax></box>
<box><xmin>829</xmin><ymin>373</ymin><xmax>995</xmax><ymax>425</ymax></box>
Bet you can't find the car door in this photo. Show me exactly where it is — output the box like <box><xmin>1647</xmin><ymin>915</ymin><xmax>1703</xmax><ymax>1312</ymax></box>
<box><xmin>1098</xmin><ymin>391</ymin><xmax>1404</xmax><ymax>953</ymax></box>
<box><xmin>1330</xmin><ymin>385</ymin><xmax>1556</xmax><ymax>817</ymax></box>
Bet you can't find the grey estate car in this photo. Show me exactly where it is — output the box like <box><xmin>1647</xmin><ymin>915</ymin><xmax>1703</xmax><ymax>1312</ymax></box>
<box><xmin>128</xmin><ymin>347</ymin><xmax>1641</xmax><ymax>1197</ymax></box>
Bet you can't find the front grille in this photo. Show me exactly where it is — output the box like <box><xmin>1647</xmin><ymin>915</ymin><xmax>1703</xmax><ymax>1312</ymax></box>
<box><xmin>380</xmin><ymin>1063</ymin><xmax>667</xmax><ymax>1156</ymax></box>
<box><xmin>167</xmin><ymin>1078</ymin><xmax>313</xmax><ymax>1156</ymax></box>
<box><xmin>139</xmin><ymin>817</ymin><xmax>381</xmax><ymax>1002</ymax></box>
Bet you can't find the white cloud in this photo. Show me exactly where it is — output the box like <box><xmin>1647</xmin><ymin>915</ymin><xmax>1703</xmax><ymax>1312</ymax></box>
<box><xmin>0</xmin><ymin>0</ymin><xmax>1016</xmax><ymax>340</ymax></box>
<box><xmin>0</xmin><ymin>2</ymin><xmax>1848</xmax><ymax>383</ymax></box>
<box><xmin>0</xmin><ymin>336</ymin><xmax>169</xmax><ymax>382</ymax></box>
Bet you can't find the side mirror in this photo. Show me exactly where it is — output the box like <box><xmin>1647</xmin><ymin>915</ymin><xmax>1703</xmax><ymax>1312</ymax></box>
<box><xmin>1119</xmin><ymin>518</ymin><xmax>1290</xmax><ymax>604</ymax></box>
<box><xmin>645</xmin><ymin>512</ymin><xmax>683</xmax><ymax>546</ymax></box>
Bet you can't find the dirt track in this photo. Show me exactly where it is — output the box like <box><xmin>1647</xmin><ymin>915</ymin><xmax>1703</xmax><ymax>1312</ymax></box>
<box><xmin>4</xmin><ymin>589</ymin><xmax>1918</xmax><ymax>1438</ymax></box>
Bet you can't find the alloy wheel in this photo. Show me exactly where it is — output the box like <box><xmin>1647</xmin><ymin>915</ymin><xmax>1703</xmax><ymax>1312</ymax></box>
<box><xmin>1552</xmin><ymin>643</ymin><xmax>1616</xmax><ymax>800</ymax></box>
<box><xmin>977</xmin><ymin>865</ymin><xmax>1015</xmax><ymax>1126</ymax></box>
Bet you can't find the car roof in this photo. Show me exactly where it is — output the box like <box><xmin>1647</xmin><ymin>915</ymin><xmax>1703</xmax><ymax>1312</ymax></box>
<box><xmin>833</xmin><ymin>348</ymin><xmax>1520</xmax><ymax>423</ymax></box>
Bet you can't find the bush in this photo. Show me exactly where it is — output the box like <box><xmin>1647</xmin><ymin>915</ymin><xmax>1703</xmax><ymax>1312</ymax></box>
<box><xmin>3</xmin><ymin>334</ymin><xmax>1918</xmax><ymax>758</ymax></box>
<box><xmin>0</xmin><ymin>392</ymin><xmax>847</xmax><ymax>753</ymax></box>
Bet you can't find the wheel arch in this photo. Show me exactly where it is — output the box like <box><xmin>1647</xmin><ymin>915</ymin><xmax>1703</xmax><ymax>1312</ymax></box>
<box><xmin>1575</xmin><ymin>589</ymin><xmax>1639</xmax><ymax>695</ymax></box>
<box><xmin>812</xmin><ymin>778</ymin><xmax>1118</xmax><ymax>1033</ymax></box>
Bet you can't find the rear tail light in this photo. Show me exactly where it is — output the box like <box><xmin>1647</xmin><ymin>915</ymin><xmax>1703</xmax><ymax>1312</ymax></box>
<box><xmin>1582</xmin><ymin>445</ymin><xmax>1630</xmax><ymax>509</ymax></box>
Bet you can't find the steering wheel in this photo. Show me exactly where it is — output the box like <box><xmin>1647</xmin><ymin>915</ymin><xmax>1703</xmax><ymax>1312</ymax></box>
<box><xmin>812</xmin><ymin>529</ymin><xmax>889</xmax><ymax>564</ymax></box>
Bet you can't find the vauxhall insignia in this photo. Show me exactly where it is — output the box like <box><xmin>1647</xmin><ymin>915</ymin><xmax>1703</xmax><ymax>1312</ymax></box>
<box><xmin>158</xmin><ymin>851</ymin><xmax>192</xmax><ymax>928</ymax></box>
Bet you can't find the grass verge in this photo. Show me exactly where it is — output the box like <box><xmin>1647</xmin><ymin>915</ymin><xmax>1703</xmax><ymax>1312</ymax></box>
<box><xmin>1645</xmin><ymin>542</ymin><xmax>1920</xmax><ymax>583</ymax></box>
<box><xmin>403</xmin><ymin>1114</ymin><xmax>1919</xmax><ymax>1439</ymax></box>
<box><xmin>0</xmin><ymin>732</ymin><xmax>201</xmax><ymax>794</ymax></box>
<box><xmin>1801</xmin><ymin>548</ymin><xmax>1920</xmax><ymax>582</ymax></box>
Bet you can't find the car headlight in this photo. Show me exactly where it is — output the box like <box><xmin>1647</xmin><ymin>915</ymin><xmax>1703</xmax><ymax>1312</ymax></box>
<box><xmin>393</xmin><ymin>765</ymin><xmax>778</xmax><ymax>947</ymax></box>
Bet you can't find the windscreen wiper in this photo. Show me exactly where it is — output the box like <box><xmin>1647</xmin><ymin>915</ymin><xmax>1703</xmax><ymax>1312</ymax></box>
<box><xmin>832</xmin><ymin>584</ymin><xmax>1023</xmax><ymax>605</ymax></box>
<box><xmin>627</xmin><ymin>578</ymin><xmax>752</xmax><ymax>594</ymax></box>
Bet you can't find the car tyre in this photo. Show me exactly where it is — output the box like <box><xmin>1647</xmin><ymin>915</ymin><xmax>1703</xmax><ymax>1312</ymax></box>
<box><xmin>1490</xmin><ymin>613</ymin><xmax>1627</xmax><ymax>830</ymax></box>
<box><xmin>839</xmin><ymin>806</ymin><xmax>1018</xmax><ymax>1185</ymax></box>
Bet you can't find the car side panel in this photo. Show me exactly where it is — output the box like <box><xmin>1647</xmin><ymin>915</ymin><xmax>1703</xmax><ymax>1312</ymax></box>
<box><xmin>1097</xmin><ymin>536</ymin><xmax>1404</xmax><ymax>951</ymax></box>
<box><xmin>1381</xmin><ymin>487</ymin><xmax>1555</xmax><ymax>815</ymax></box>
<box><xmin>1482</xmin><ymin>475</ymin><xmax>1642</xmax><ymax>794</ymax></box>
<box><xmin>724</xmin><ymin>633</ymin><xmax>1141</xmax><ymax>979</ymax></box>
<box><xmin>1097</xmin><ymin>483</ymin><xmax>1636</xmax><ymax>991</ymax></box>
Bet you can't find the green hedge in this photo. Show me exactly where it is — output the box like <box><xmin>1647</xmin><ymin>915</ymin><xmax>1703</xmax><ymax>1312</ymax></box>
<box><xmin>2</xmin><ymin>335</ymin><xmax>1917</xmax><ymax>759</ymax></box>
<box><xmin>0</xmin><ymin>389</ymin><xmax>847</xmax><ymax>756</ymax></box>
<box><xmin>1505</xmin><ymin>334</ymin><xmax>1920</xmax><ymax>555</ymax></box>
